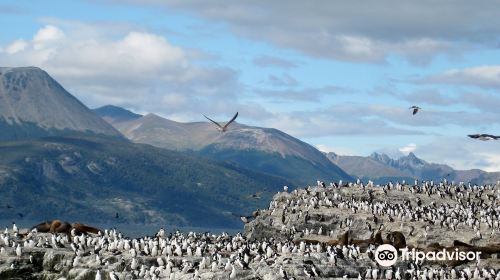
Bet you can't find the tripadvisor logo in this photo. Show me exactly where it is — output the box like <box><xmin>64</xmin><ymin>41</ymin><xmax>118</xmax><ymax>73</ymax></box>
<box><xmin>375</xmin><ymin>244</ymin><xmax>481</xmax><ymax>267</ymax></box>
<box><xmin>375</xmin><ymin>244</ymin><xmax>398</xmax><ymax>266</ymax></box>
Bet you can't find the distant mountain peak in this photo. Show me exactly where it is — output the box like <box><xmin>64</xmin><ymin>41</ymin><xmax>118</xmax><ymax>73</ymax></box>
<box><xmin>93</xmin><ymin>105</ymin><xmax>142</xmax><ymax>123</ymax></box>
<box><xmin>0</xmin><ymin>66</ymin><xmax>123</xmax><ymax>141</ymax></box>
<box><xmin>143</xmin><ymin>113</ymin><xmax>166</xmax><ymax>120</ymax></box>
<box><xmin>369</xmin><ymin>152</ymin><xmax>393</xmax><ymax>164</ymax></box>
<box><xmin>407</xmin><ymin>152</ymin><xmax>417</xmax><ymax>158</ymax></box>
<box><xmin>399</xmin><ymin>152</ymin><xmax>426</xmax><ymax>166</ymax></box>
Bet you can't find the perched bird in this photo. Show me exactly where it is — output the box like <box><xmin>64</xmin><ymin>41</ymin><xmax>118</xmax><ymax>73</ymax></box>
<box><xmin>203</xmin><ymin>112</ymin><xmax>238</xmax><ymax>132</ymax></box>
<box><xmin>279</xmin><ymin>265</ymin><xmax>288</xmax><ymax>278</ymax></box>
<box><xmin>229</xmin><ymin>264</ymin><xmax>237</xmax><ymax>279</ymax></box>
<box><xmin>468</xmin><ymin>134</ymin><xmax>499</xmax><ymax>141</ymax></box>
<box><xmin>109</xmin><ymin>270</ymin><xmax>119</xmax><ymax>280</ymax></box>
<box><xmin>409</xmin><ymin>106</ymin><xmax>421</xmax><ymax>115</ymax></box>
<box><xmin>15</xmin><ymin>244</ymin><xmax>22</xmax><ymax>257</ymax></box>
<box><xmin>95</xmin><ymin>270</ymin><xmax>101</xmax><ymax>280</ymax></box>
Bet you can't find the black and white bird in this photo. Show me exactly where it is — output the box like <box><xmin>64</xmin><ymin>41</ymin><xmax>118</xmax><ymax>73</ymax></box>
<box><xmin>409</xmin><ymin>106</ymin><xmax>421</xmax><ymax>115</ymax></box>
<box><xmin>203</xmin><ymin>112</ymin><xmax>238</xmax><ymax>132</ymax></box>
<box><xmin>109</xmin><ymin>270</ymin><xmax>119</xmax><ymax>280</ymax></box>
<box><xmin>468</xmin><ymin>134</ymin><xmax>500</xmax><ymax>141</ymax></box>
<box><xmin>279</xmin><ymin>265</ymin><xmax>288</xmax><ymax>279</ymax></box>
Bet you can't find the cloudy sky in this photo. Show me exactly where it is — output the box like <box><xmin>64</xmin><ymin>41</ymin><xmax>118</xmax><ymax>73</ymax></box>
<box><xmin>1</xmin><ymin>0</ymin><xmax>499</xmax><ymax>171</ymax></box>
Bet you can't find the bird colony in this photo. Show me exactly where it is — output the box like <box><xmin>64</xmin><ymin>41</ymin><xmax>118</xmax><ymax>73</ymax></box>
<box><xmin>1</xmin><ymin>179</ymin><xmax>499</xmax><ymax>279</ymax></box>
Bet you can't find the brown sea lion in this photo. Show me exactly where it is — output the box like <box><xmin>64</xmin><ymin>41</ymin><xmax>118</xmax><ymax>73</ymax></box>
<box><xmin>338</xmin><ymin>230</ymin><xmax>349</xmax><ymax>245</ymax></box>
<box><xmin>49</xmin><ymin>220</ymin><xmax>72</xmax><ymax>233</ymax></box>
<box><xmin>453</xmin><ymin>240</ymin><xmax>473</xmax><ymax>247</ymax></box>
<box><xmin>72</xmin><ymin>223</ymin><xmax>100</xmax><ymax>235</ymax></box>
<box><xmin>373</xmin><ymin>231</ymin><xmax>384</xmax><ymax>245</ymax></box>
<box><xmin>31</xmin><ymin>220</ymin><xmax>101</xmax><ymax>235</ymax></box>
<box><xmin>31</xmin><ymin>221</ymin><xmax>52</xmax><ymax>232</ymax></box>
<box><xmin>386</xmin><ymin>231</ymin><xmax>406</xmax><ymax>249</ymax></box>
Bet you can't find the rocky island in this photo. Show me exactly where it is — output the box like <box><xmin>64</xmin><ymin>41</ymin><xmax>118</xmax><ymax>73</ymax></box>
<box><xmin>1</xmin><ymin>180</ymin><xmax>499</xmax><ymax>279</ymax></box>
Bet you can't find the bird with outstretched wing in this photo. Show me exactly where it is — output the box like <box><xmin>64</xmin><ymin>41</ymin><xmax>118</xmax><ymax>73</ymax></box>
<box><xmin>468</xmin><ymin>134</ymin><xmax>499</xmax><ymax>141</ymax></box>
<box><xmin>409</xmin><ymin>106</ymin><xmax>421</xmax><ymax>115</ymax></box>
<box><xmin>203</xmin><ymin>112</ymin><xmax>238</xmax><ymax>132</ymax></box>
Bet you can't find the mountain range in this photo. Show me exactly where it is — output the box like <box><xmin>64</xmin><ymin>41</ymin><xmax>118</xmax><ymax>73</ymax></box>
<box><xmin>327</xmin><ymin>152</ymin><xmax>500</xmax><ymax>184</ymax></box>
<box><xmin>93</xmin><ymin>108</ymin><xmax>352</xmax><ymax>185</ymax></box>
<box><xmin>94</xmin><ymin>105</ymin><xmax>499</xmax><ymax>186</ymax></box>
<box><xmin>0</xmin><ymin>67</ymin><xmax>293</xmax><ymax>228</ymax></box>
<box><xmin>0</xmin><ymin>66</ymin><xmax>497</xmax><ymax>229</ymax></box>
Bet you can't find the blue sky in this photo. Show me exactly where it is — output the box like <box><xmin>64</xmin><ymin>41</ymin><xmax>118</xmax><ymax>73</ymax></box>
<box><xmin>1</xmin><ymin>0</ymin><xmax>500</xmax><ymax>171</ymax></box>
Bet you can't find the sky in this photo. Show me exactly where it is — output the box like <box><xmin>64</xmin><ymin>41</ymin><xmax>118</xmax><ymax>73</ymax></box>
<box><xmin>0</xmin><ymin>0</ymin><xmax>499</xmax><ymax>171</ymax></box>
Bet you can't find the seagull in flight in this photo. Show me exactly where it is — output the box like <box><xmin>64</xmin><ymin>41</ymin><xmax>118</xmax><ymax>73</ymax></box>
<box><xmin>468</xmin><ymin>134</ymin><xmax>500</xmax><ymax>141</ymax></box>
<box><xmin>204</xmin><ymin>112</ymin><xmax>238</xmax><ymax>132</ymax></box>
<box><xmin>409</xmin><ymin>106</ymin><xmax>421</xmax><ymax>115</ymax></box>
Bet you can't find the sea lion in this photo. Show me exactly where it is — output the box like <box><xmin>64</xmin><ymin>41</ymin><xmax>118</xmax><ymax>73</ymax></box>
<box><xmin>72</xmin><ymin>223</ymin><xmax>100</xmax><ymax>235</ymax></box>
<box><xmin>31</xmin><ymin>220</ymin><xmax>101</xmax><ymax>235</ymax></box>
<box><xmin>372</xmin><ymin>231</ymin><xmax>384</xmax><ymax>245</ymax></box>
<box><xmin>49</xmin><ymin>220</ymin><xmax>72</xmax><ymax>233</ymax></box>
<box><xmin>338</xmin><ymin>230</ymin><xmax>349</xmax><ymax>245</ymax></box>
<box><xmin>386</xmin><ymin>231</ymin><xmax>406</xmax><ymax>249</ymax></box>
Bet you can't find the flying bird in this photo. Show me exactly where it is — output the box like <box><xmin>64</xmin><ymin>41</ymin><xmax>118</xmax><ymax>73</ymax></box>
<box><xmin>409</xmin><ymin>106</ymin><xmax>421</xmax><ymax>115</ymax></box>
<box><xmin>203</xmin><ymin>112</ymin><xmax>238</xmax><ymax>132</ymax></box>
<box><xmin>468</xmin><ymin>134</ymin><xmax>500</xmax><ymax>141</ymax></box>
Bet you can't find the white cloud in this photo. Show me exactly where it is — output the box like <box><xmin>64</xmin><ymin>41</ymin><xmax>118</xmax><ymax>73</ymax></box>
<box><xmin>475</xmin><ymin>153</ymin><xmax>500</xmax><ymax>173</ymax></box>
<box><xmin>315</xmin><ymin>144</ymin><xmax>335</xmax><ymax>153</ymax></box>
<box><xmin>337</xmin><ymin>36</ymin><xmax>375</xmax><ymax>57</ymax></box>
<box><xmin>0</xmin><ymin>23</ymin><xmax>243</xmax><ymax>119</ymax></box>
<box><xmin>33</xmin><ymin>25</ymin><xmax>65</xmax><ymax>50</ymax></box>
<box><xmin>399</xmin><ymin>143</ymin><xmax>417</xmax><ymax>154</ymax></box>
<box><xmin>4</xmin><ymin>39</ymin><xmax>27</xmax><ymax>54</ymax></box>
<box><xmin>162</xmin><ymin>92</ymin><xmax>189</xmax><ymax>107</ymax></box>
<box><xmin>416</xmin><ymin>137</ymin><xmax>500</xmax><ymax>172</ymax></box>
<box><xmin>426</xmin><ymin>65</ymin><xmax>500</xmax><ymax>88</ymax></box>
<box><xmin>261</xmin><ymin>107</ymin><xmax>422</xmax><ymax>138</ymax></box>
<box><xmin>120</xmin><ymin>0</ymin><xmax>500</xmax><ymax>64</ymax></box>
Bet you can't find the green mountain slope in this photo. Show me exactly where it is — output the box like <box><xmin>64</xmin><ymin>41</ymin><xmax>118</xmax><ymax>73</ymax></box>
<box><xmin>0</xmin><ymin>136</ymin><xmax>290</xmax><ymax>228</ymax></box>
